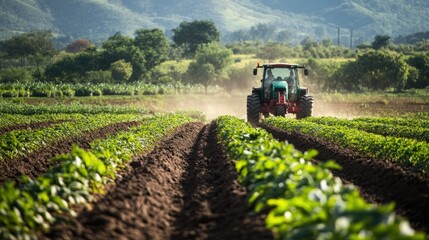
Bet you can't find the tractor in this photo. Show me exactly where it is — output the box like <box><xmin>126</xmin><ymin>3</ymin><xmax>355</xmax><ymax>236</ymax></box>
<box><xmin>247</xmin><ymin>62</ymin><xmax>314</xmax><ymax>124</ymax></box>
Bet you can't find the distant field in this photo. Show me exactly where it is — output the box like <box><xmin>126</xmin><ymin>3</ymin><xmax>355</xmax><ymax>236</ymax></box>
<box><xmin>1</xmin><ymin>88</ymin><xmax>428</xmax><ymax>119</ymax></box>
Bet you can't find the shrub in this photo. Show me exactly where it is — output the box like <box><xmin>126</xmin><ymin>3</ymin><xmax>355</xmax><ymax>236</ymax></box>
<box><xmin>0</xmin><ymin>67</ymin><xmax>33</xmax><ymax>83</ymax></box>
<box><xmin>85</xmin><ymin>70</ymin><xmax>112</xmax><ymax>84</ymax></box>
<box><xmin>111</xmin><ymin>60</ymin><xmax>133</xmax><ymax>82</ymax></box>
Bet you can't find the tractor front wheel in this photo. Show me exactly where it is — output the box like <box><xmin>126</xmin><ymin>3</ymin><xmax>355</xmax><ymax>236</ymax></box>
<box><xmin>275</xmin><ymin>105</ymin><xmax>286</xmax><ymax>117</ymax></box>
<box><xmin>296</xmin><ymin>95</ymin><xmax>314</xmax><ymax>119</ymax></box>
<box><xmin>247</xmin><ymin>94</ymin><xmax>261</xmax><ymax>125</ymax></box>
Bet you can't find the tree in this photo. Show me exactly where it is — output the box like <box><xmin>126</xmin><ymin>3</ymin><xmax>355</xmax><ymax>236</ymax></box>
<box><xmin>276</xmin><ymin>30</ymin><xmax>293</xmax><ymax>43</ymax></box>
<box><xmin>223</xmin><ymin>63</ymin><xmax>258</xmax><ymax>93</ymax></box>
<box><xmin>1</xmin><ymin>30</ymin><xmax>55</xmax><ymax>62</ymax></box>
<box><xmin>0</xmin><ymin>30</ymin><xmax>55</xmax><ymax>78</ymax></box>
<box><xmin>186</xmin><ymin>62</ymin><xmax>216</xmax><ymax>93</ymax></box>
<box><xmin>185</xmin><ymin>42</ymin><xmax>232</xmax><ymax>93</ymax></box>
<box><xmin>134</xmin><ymin>29</ymin><xmax>170</xmax><ymax>70</ymax></box>
<box><xmin>407</xmin><ymin>55</ymin><xmax>429</xmax><ymax>89</ymax></box>
<box><xmin>172</xmin><ymin>20</ymin><xmax>220</xmax><ymax>57</ymax></box>
<box><xmin>300</xmin><ymin>37</ymin><xmax>318</xmax><ymax>51</ymax></box>
<box><xmin>332</xmin><ymin>51</ymin><xmax>411</xmax><ymax>92</ymax></box>
<box><xmin>249</xmin><ymin>23</ymin><xmax>276</xmax><ymax>42</ymax></box>
<box><xmin>111</xmin><ymin>59</ymin><xmax>133</xmax><ymax>82</ymax></box>
<box><xmin>66</xmin><ymin>39</ymin><xmax>92</xmax><ymax>53</ymax></box>
<box><xmin>101</xmin><ymin>32</ymin><xmax>146</xmax><ymax>81</ymax></box>
<box><xmin>44</xmin><ymin>48</ymin><xmax>101</xmax><ymax>83</ymax></box>
<box><xmin>371</xmin><ymin>34</ymin><xmax>391</xmax><ymax>50</ymax></box>
<box><xmin>256</xmin><ymin>43</ymin><xmax>287</xmax><ymax>61</ymax></box>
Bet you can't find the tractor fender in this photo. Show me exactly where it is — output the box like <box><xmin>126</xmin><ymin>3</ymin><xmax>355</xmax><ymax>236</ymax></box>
<box><xmin>251</xmin><ymin>87</ymin><xmax>262</xmax><ymax>97</ymax></box>
<box><xmin>299</xmin><ymin>87</ymin><xmax>309</xmax><ymax>96</ymax></box>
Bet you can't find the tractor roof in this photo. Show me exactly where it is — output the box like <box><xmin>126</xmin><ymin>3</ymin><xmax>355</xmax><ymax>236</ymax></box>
<box><xmin>258</xmin><ymin>63</ymin><xmax>304</xmax><ymax>68</ymax></box>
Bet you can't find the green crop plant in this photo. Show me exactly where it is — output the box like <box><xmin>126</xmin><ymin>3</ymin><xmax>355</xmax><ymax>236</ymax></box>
<box><xmin>0</xmin><ymin>113</ymin><xmax>145</xmax><ymax>160</ymax></box>
<box><xmin>216</xmin><ymin>116</ymin><xmax>424</xmax><ymax>239</ymax></box>
<box><xmin>266</xmin><ymin>117</ymin><xmax>429</xmax><ymax>172</ymax></box>
<box><xmin>0</xmin><ymin>102</ymin><xmax>147</xmax><ymax>115</ymax></box>
<box><xmin>0</xmin><ymin>113</ymin><xmax>75</xmax><ymax>129</ymax></box>
<box><xmin>0</xmin><ymin>113</ymin><xmax>193</xmax><ymax>239</ymax></box>
<box><xmin>303</xmin><ymin>116</ymin><xmax>429</xmax><ymax>142</ymax></box>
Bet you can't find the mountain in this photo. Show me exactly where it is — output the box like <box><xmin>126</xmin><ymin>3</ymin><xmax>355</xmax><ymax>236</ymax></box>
<box><xmin>0</xmin><ymin>0</ymin><xmax>428</xmax><ymax>44</ymax></box>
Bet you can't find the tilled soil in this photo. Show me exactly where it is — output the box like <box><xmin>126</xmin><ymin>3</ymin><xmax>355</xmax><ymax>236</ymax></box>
<box><xmin>0</xmin><ymin>121</ymin><xmax>143</xmax><ymax>184</ymax></box>
<box><xmin>0</xmin><ymin>120</ymin><xmax>71</xmax><ymax>136</ymax></box>
<box><xmin>261</xmin><ymin>123</ymin><xmax>429</xmax><ymax>233</ymax></box>
<box><xmin>44</xmin><ymin>122</ymin><xmax>272</xmax><ymax>240</ymax></box>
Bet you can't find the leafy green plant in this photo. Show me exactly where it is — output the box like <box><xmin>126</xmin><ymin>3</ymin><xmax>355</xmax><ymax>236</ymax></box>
<box><xmin>0</xmin><ymin>113</ymin><xmax>193</xmax><ymax>239</ymax></box>
<box><xmin>0</xmin><ymin>113</ymin><xmax>145</xmax><ymax>160</ymax></box>
<box><xmin>303</xmin><ymin>116</ymin><xmax>429</xmax><ymax>142</ymax></box>
<box><xmin>0</xmin><ymin>102</ymin><xmax>146</xmax><ymax>115</ymax></box>
<box><xmin>216</xmin><ymin>116</ymin><xmax>424</xmax><ymax>239</ymax></box>
<box><xmin>265</xmin><ymin>117</ymin><xmax>429</xmax><ymax>172</ymax></box>
<box><xmin>0</xmin><ymin>113</ymin><xmax>74</xmax><ymax>129</ymax></box>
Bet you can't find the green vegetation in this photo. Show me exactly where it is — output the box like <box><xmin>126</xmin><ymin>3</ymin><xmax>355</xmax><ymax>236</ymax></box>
<box><xmin>0</xmin><ymin>113</ymin><xmax>144</xmax><ymax>160</ymax></box>
<box><xmin>172</xmin><ymin>20</ymin><xmax>220</xmax><ymax>57</ymax></box>
<box><xmin>265</xmin><ymin>117</ymin><xmax>429</xmax><ymax>172</ymax></box>
<box><xmin>0</xmin><ymin>82</ymin><xmax>213</xmax><ymax>98</ymax></box>
<box><xmin>0</xmin><ymin>6</ymin><xmax>428</xmax><ymax>96</ymax></box>
<box><xmin>352</xmin><ymin>113</ymin><xmax>429</xmax><ymax>129</ymax></box>
<box><xmin>302</xmin><ymin>116</ymin><xmax>429</xmax><ymax>142</ymax></box>
<box><xmin>0</xmin><ymin>114</ymin><xmax>74</xmax><ymax>129</ymax></box>
<box><xmin>0</xmin><ymin>102</ymin><xmax>146</xmax><ymax>115</ymax></box>
<box><xmin>305</xmin><ymin>51</ymin><xmax>429</xmax><ymax>92</ymax></box>
<box><xmin>185</xmin><ymin>42</ymin><xmax>233</xmax><ymax>93</ymax></box>
<box><xmin>0</xmin><ymin>113</ymin><xmax>193</xmax><ymax>239</ymax></box>
<box><xmin>216</xmin><ymin>115</ymin><xmax>424</xmax><ymax>239</ymax></box>
<box><xmin>1</xmin><ymin>0</ymin><xmax>428</xmax><ymax>45</ymax></box>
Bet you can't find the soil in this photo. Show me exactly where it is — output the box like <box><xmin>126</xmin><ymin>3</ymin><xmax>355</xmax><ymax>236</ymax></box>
<box><xmin>260</xmin><ymin>123</ymin><xmax>429</xmax><ymax>233</ymax></box>
<box><xmin>0</xmin><ymin>121</ymin><xmax>143</xmax><ymax>184</ymax></box>
<box><xmin>0</xmin><ymin>120</ymin><xmax>70</xmax><ymax>136</ymax></box>
<box><xmin>44</xmin><ymin>122</ymin><xmax>272</xmax><ymax>240</ymax></box>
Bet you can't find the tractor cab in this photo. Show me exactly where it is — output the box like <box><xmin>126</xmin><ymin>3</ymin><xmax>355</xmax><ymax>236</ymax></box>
<box><xmin>247</xmin><ymin>63</ymin><xmax>313</xmax><ymax>124</ymax></box>
<box><xmin>253</xmin><ymin>63</ymin><xmax>309</xmax><ymax>101</ymax></box>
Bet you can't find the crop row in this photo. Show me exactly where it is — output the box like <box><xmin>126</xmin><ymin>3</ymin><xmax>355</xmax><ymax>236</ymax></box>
<box><xmin>215</xmin><ymin>116</ymin><xmax>424</xmax><ymax>239</ymax></box>
<box><xmin>0</xmin><ymin>102</ymin><xmax>146</xmax><ymax>115</ymax></box>
<box><xmin>0</xmin><ymin>113</ymin><xmax>75</xmax><ymax>129</ymax></box>
<box><xmin>0</xmin><ymin>113</ymin><xmax>193</xmax><ymax>239</ymax></box>
<box><xmin>0</xmin><ymin>113</ymin><xmax>145</xmax><ymax>160</ymax></box>
<box><xmin>265</xmin><ymin>117</ymin><xmax>429</xmax><ymax>172</ymax></box>
<box><xmin>0</xmin><ymin>82</ymin><xmax>219</xmax><ymax>98</ymax></box>
<box><xmin>303</xmin><ymin>116</ymin><xmax>429</xmax><ymax>142</ymax></box>
<box><xmin>351</xmin><ymin>114</ymin><xmax>429</xmax><ymax>130</ymax></box>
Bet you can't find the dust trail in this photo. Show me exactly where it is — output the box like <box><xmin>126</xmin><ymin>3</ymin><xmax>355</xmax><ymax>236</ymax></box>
<box><xmin>162</xmin><ymin>94</ymin><xmax>247</xmax><ymax>120</ymax></box>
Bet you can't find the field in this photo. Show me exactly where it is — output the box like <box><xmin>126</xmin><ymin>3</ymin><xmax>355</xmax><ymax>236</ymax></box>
<box><xmin>1</xmin><ymin>94</ymin><xmax>429</xmax><ymax>239</ymax></box>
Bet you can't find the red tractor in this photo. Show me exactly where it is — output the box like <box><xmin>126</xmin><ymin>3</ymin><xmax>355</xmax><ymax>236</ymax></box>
<box><xmin>247</xmin><ymin>63</ymin><xmax>314</xmax><ymax>124</ymax></box>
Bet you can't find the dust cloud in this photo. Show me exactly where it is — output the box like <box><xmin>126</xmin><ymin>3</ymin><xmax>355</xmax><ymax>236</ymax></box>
<box><xmin>162</xmin><ymin>94</ymin><xmax>247</xmax><ymax>121</ymax></box>
<box><xmin>152</xmin><ymin>93</ymin><xmax>418</xmax><ymax>121</ymax></box>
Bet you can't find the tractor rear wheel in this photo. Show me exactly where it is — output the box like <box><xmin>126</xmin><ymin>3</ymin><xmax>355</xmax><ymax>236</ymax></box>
<box><xmin>275</xmin><ymin>105</ymin><xmax>286</xmax><ymax>117</ymax></box>
<box><xmin>247</xmin><ymin>94</ymin><xmax>261</xmax><ymax>125</ymax></box>
<box><xmin>296</xmin><ymin>95</ymin><xmax>314</xmax><ymax>119</ymax></box>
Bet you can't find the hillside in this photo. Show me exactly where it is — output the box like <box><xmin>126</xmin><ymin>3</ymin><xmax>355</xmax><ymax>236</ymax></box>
<box><xmin>0</xmin><ymin>0</ymin><xmax>53</xmax><ymax>38</ymax></box>
<box><xmin>0</xmin><ymin>0</ymin><xmax>428</xmax><ymax>44</ymax></box>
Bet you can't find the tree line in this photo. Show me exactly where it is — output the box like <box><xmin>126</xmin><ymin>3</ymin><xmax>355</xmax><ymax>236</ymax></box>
<box><xmin>0</xmin><ymin>20</ymin><xmax>428</xmax><ymax>94</ymax></box>
<box><xmin>308</xmin><ymin>51</ymin><xmax>429</xmax><ymax>92</ymax></box>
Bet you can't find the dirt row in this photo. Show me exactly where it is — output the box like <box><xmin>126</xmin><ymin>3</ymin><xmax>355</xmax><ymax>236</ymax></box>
<box><xmin>44</xmin><ymin>122</ymin><xmax>272</xmax><ymax>240</ymax></box>
<box><xmin>0</xmin><ymin>121</ymin><xmax>143</xmax><ymax>184</ymax></box>
<box><xmin>261</xmin><ymin>124</ymin><xmax>429</xmax><ymax>233</ymax></box>
<box><xmin>0</xmin><ymin>120</ymin><xmax>71</xmax><ymax>136</ymax></box>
